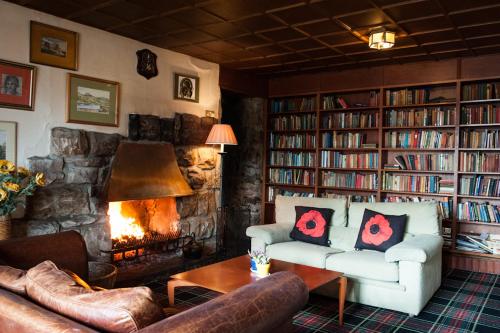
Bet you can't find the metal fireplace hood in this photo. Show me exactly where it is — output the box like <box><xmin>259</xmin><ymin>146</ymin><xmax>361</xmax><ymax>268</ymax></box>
<box><xmin>105</xmin><ymin>142</ymin><xmax>193</xmax><ymax>202</ymax></box>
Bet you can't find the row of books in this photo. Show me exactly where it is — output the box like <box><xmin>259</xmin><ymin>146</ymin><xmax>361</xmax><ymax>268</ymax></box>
<box><xmin>322</xmin><ymin>132</ymin><xmax>366</xmax><ymax>148</ymax></box>
<box><xmin>269</xmin><ymin>151</ymin><xmax>315</xmax><ymax>167</ymax></box>
<box><xmin>462</xmin><ymin>82</ymin><xmax>500</xmax><ymax>101</ymax></box>
<box><xmin>267</xmin><ymin>187</ymin><xmax>314</xmax><ymax>202</ymax></box>
<box><xmin>383</xmin><ymin>196</ymin><xmax>452</xmax><ymax>219</ymax></box>
<box><xmin>459</xmin><ymin>152</ymin><xmax>500</xmax><ymax>173</ymax></box>
<box><xmin>270</xmin><ymin>97</ymin><xmax>315</xmax><ymax>113</ymax></box>
<box><xmin>322</xmin><ymin>95</ymin><xmax>349</xmax><ymax>109</ymax></box>
<box><xmin>390</xmin><ymin>153</ymin><xmax>454</xmax><ymax>171</ymax></box>
<box><xmin>460</xmin><ymin>176</ymin><xmax>500</xmax><ymax>197</ymax></box>
<box><xmin>460</xmin><ymin>129</ymin><xmax>500</xmax><ymax>149</ymax></box>
<box><xmin>321</xmin><ymin>112</ymin><xmax>377</xmax><ymax>129</ymax></box>
<box><xmin>460</xmin><ymin>105</ymin><xmax>500</xmax><ymax>124</ymax></box>
<box><xmin>269</xmin><ymin>133</ymin><xmax>316</xmax><ymax>149</ymax></box>
<box><xmin>385</xmin><ymin>88</ymin><xmax>431</xmax><ymax>106</ymax></box>
<box><xmin>320</xmin><ymin>151</ymin><xmax>378</xmax><ymax>169</ymax></box>
<box><xmin>382</xmin><ymin>174</ymin><xmax>450</xmax><ymax>193</ymax></box>
<box><xmin>270</xmin><ymin>114</ymin><xmax>316</xmax><ymax>131</ymax></box>
<box><xmin>384</xmin><ymin>130</ymin><xmax>455</xmax><ymax>149</ymax></box>
<box><xmin>384</xmin><ymin>107</ymin><xmax>455</xmax><ymax>127</ymax></box>
<box><xmin>321</xmin><ymin>172</ymin><xmax>378</xmax><ymax>190</ymax></box>
<box><xmin>321</xmin><ymin>192</ymin><xmax>376</xmax><ymax>204</ymax></box>
<box><xmin>457</xmin><ymin>201</ymin><xmax>500</xmax><ymax>223</ymax></box>
<box><xmin>268</xmin><ymin>168</ymin><xmax>315</xmax><ymax>186</ymax></box>
<box><xmin>443</xmin><ymin>227</ymin><xmax>452</xmax><ymax>248</ymax></box>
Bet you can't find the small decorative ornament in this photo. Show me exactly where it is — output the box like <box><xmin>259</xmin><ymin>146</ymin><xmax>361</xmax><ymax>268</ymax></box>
<box><xmin>136</xmin><ymin>49</ymin><xmax>158</xmax><ymax>80</ymax></box>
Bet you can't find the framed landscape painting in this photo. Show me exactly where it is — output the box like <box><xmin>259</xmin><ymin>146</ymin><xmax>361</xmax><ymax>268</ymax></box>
<box><xmin>30</xmin><ymin>21</ymin><xmax>78</xmax><ymax>70</ymax></box>
<box><xmin>0</xmin><ymin>60</ymin><xmax>36</xmax><ymax>111</ymax></box>
<box><xmin>67</xmin><ymin>74</ymin><xmax>120</xmax><ymax>127</ymax></box>
<box><xmin>0</xmin><ymin>121</ymin><xmax>17</xmax><ymax>163</ymax></box>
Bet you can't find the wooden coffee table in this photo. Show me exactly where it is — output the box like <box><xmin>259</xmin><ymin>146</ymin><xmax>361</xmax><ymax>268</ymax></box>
<box><xmin>168</xmin><ymin>255</ymin><xmax>347</xmax><ymax>325</ymax></box>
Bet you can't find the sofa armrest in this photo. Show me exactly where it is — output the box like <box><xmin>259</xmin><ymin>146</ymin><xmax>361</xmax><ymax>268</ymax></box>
<box><xmin>385</xmin><ymin>234</ymin><xmax>443</xmax><ymax>264</ymax></box>
<box><xmin>0</xmin><ymin>231</ymin><xmax>89</xmax><ymax>280</ymax></box>
<box><xmin>138</xmin><ymin>271</ymin><xmax>308</xmax><ymax>333</ymax></box>
<box><xmin>246</xmin><ymin>224</ymin><xmax>292</xmax><ymax>245</ymax></box>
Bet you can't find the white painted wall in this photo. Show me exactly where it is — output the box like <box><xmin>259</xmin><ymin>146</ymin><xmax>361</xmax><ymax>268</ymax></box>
<box><xmin>0</xmin><ymin>0</ymin><xmax>220</xmax><ymax>165</ymax></box>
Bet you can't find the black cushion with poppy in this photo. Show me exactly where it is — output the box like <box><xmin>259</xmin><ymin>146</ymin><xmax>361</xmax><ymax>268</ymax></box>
<box><xmin>290</xmin><ymin>206</ymin><xmax>334</xmax><ymax>246</ymax></box>
<box><xmin>354</xmin><ymin>209</ymin><xmax>407</xmax><ymax>252</ymax></box>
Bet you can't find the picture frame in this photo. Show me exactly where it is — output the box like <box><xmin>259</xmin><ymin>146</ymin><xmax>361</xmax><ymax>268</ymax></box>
<box><xmin>0</xmin><ymin>121</ymin><xmax>17</xmax><ymax>163</ymax></box>
<box><xmin>174</xmin><ymin>73</ymin><xmax>199</xmax><ymax>103</ymax></box>
<box><xmin>0</xmin><ymin>59</ymin><xmax>36</xmax><ymax>111</ymax></box>
<box><xmin>30</xmin><ymin>21</ymin><xmax>79</xmax><ymax>70</ymax></box>
<box><xmin>67</xmin><ymin>73</ymin><xmax>120</xmax><ymax>127</ymax></box>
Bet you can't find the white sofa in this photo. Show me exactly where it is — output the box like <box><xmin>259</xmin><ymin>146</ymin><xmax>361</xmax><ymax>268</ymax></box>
<box><xmin>246</xmin><ymin>196</ymin><xmax>443</xmax><ymax>316</ymax></box>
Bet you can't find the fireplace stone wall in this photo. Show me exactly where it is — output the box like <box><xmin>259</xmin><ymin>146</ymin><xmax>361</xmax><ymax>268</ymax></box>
<box><xmin>19</xmin><ymin>120</ymin><xmax>218</xmax><ymax>259</ymax></box>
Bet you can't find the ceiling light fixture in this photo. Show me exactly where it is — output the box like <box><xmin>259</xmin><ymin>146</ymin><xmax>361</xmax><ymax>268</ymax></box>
<box><xmin>369</xmin><ymin>29</ymin><xmax>395</xmax><ymax>50</ymax></box>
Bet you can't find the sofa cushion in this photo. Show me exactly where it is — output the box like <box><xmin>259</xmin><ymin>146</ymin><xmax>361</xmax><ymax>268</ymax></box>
<box><xmin>0</xmin><ymin>265</ymin><xmax>26</xmax><ymax>295</ymax></box>
<box><xmin>348</xmin><ymin>202</ymin><xmax>440</xmax><ymax>236</ymax></box>
<box><xmin>328</xmin><ymin>226</ymin><xmax>358</xmax><ymax>251</ymax></box>
<box><xmin>275</xmin><ymin>196</ymin><xmax>347</xmax><ymax>227</ymax></box>
<box><xmin>26</xmin><ymin>261</ymin><xmax>164</xmax><ymax>333</ymax></box>
<box><xmin>325</xmin><ymin>250</ymin><xmax>399</xmax><ymax>282</ymax></box>
<box><xmin>267</xmin><ymin>241</ymin><xmax>343</xmax><ymax>268</ymax></box>
<box><xmin>290</xmin><ymin>206</ymin><xmax>333</xmax><ymax>246</ymax></box>
<box><xmin>354</xmin><ymin>209</ymin><xmax>407</xmax><ymax>252</ymax></box>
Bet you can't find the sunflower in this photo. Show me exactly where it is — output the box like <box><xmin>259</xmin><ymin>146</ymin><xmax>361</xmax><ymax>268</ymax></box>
<box><xmin>35</xmin><ymin>173</ymin><xmax>46</xmax><ymax>187</ymax></box>
<box><xmin>0</xmin><ymin>188</ymin><xmax>7</xmax><ymax>202</ymax></box>
<box><xmin>0</xmin><ymin>160</ymin><xmax>15</xmax><ymax>174</ymax></box>
<box><xmin>2</xmin><ymin>182</ymin><xmax>20</xmax><ymax>192</ymax></box>
<box><xmin>17</xmin><ymin>167</ymin><xmax>30</xmax><ymax>177</ymax></box>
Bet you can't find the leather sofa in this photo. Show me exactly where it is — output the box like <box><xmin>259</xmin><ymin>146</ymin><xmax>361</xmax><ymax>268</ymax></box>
<box><xmin>247</xmin><ymin>196</ymin><xmax>443</xmax><ymax>316</ymax></box>
<box><xmin>0</xmin><ymin>231</ymin><xmax>308</xmax><ymax>333</ymax></box>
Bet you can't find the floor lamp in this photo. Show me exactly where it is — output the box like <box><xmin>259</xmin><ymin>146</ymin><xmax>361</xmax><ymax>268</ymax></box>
<box><xmin>205</xmin><ymin>124</ymin><xmax>238</xmax><ymax>254</ymax></box>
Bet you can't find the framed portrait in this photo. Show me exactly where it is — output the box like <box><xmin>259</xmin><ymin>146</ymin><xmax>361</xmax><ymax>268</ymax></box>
<box><xmin>0</xmin><ymin>59</ymin><xmax>36</xmax><ymax>111</ymax></box>
<box><xmin>30</xmin><ymin>21</ymin><xmax>78</xmax><ymax>70</ymax></box>
<box><xmin>67</xmin><ymin>73</ymin><xmax>120</xmax><ymax>127</ymax></box>
<box><xmin>0</xmin><ymin>121</ymin><xmax>17</xmax><ymax>163</ymax></box>
<box><xmin>174</xmin><ymin>73</ymin><xmax>199</xmax><ymax>103</ymax></box>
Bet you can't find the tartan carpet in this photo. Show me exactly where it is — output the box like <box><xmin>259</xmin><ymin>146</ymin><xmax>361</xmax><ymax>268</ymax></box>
<box><xmin>144</xmin><ymin>269</ymin><xmax>500</xmax><ymax>333</ymax></box>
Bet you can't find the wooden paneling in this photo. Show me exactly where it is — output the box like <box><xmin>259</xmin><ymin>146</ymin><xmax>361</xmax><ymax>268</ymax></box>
<box><xmin>219</xmin><ymin>67</ymin><xmax>267</xmax><ymax>97</ymax></box>
<box><xmin>320</xmin><ymin>67</ymin><xmax>383</xmax><ymax>92</ymax></box>
<box><xmin>269</xmin><ymin>73</ymin><xmax>320</xmax><ymax>96</ymax></box>
<box><xmin>445</xmin><ymin>252</ymin><xmax>500</xmax><ymax>274</ymax></box>
<box><xmin>461</xmin><ymin>54</ymin><xmax>500</xmax><ymax>80</ymax></box>
<box><xmin>382</xmin><ymin>59</ymin><xmax>457</xmax><ymax>86</ymax></box>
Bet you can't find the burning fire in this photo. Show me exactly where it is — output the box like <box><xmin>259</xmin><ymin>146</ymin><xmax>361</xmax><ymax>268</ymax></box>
<box><xmin>108</xmin><ymin>201</ymin><xmax>145</xmax><ymax>241</ymax></box>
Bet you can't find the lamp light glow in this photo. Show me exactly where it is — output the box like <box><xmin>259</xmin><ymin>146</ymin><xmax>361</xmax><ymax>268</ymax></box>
<box><xmin>369</xmin><ymin>29</ymin><xmax>395</xmax><ymax>50</ymax></box>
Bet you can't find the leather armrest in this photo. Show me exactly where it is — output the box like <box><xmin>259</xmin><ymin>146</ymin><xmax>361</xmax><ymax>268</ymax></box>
<box><xmin>0</xmin><ymin>231</ymin><xmax>89</xmax><ymax>280</ymax></box>
<box><xmin>138</xmin><ymin>271</ymin><xmax>308</xmax><ymax>333</ymax></box>
<box><xmin>385</xmin><ymin>234</ymin><xmax>443</xmax><ymax>264</ymax></box>
<box><xmin>246</xmin><ymin>224</ymin><xmax>292</xmax><ymax>245</ymax></box>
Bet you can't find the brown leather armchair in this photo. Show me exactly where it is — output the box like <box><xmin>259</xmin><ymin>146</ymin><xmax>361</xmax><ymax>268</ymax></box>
<box><xmin>0</xmin><ymin>231</ymin><xmax>308</xmax><ymax>333</ymax></box>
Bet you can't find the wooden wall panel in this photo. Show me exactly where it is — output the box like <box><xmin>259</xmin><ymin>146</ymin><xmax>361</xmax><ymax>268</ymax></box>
<box><xmin>382</xmin><ymin>59</ymin><xmax>457</xmax><ymax>86</ymax></box>
<box><xmin>268</xmin><ymin>73</ymin><xmax>321</xmax><ymax>96</ymax></box>
<box><xmin>219</xmin><ymin>67</ymin><xmax>267</xmax><ymax>97</ymax></box>
<box><xmin>447</xmin><ymin>253</ymin><xmax>500</xmax><ymax>274</ymax></box>
<box><xmin>461</xmin><ymin>54</ymin><xmax>500</xmax><ymax>80</ymax></box>
<box><xmin>320</xmin><ymin>67</ymin><xmax>383</xmax><ymax>92</ymax></box>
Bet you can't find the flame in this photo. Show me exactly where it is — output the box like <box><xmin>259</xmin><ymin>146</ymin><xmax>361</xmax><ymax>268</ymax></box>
<box><xmin>107</xmin><ymin>201</ymin><xmax>145</xmax><ymax>240</ymax></box>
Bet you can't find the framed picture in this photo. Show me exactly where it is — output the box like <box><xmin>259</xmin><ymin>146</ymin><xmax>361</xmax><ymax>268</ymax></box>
<box><xmin>174</xmin><ymin>73</ymin><xmax>199</xmax><ymax>103</ymax></box>
<box><xmin>0</xmin><ymin>59</ymin><xmax>36</xmax><ymax>111</ymax></box>
<box><xmin>0</xmin><ymin>121</ymin><xmax>17</xmax><ymax>163</ymax></box>
<box><xmin>30</xmin><ymin>21</ymin><xmax>78</xmax><ymax>70</ymax></box>
<box><xmin>67</xmin><ymin>73</ymin><xmax>120</xmax><ymax>127</ymax></box>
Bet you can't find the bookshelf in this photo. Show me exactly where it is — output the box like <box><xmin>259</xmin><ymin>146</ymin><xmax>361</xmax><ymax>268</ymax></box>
<box><xmin>264</xmin><ymin>80</ymin><xmax>500</xmax><ymax>273</ymax></box>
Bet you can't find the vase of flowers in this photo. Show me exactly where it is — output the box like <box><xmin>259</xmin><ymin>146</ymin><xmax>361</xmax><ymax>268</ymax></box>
<box><xmin>0</xmin><ymin>160</ymin><xmax>45</xmax><ymax>240</ymax></box>
<box><xmin>248</xmin><ymin>250</ymin><xmax>271</xmax><ymax>277</ymax></box>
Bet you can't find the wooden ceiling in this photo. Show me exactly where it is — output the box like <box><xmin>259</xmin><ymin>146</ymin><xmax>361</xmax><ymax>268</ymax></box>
<box><xmin>9</xmin><ymin>0</ymin><xmax>500</xmax><ymax>75</ymax></box>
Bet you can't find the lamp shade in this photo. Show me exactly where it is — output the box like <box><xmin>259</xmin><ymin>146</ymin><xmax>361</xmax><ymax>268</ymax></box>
<box><xmin>205</xmin><ymin>124</ymin><xmax>238</xmax><ymax>145</ymax></box>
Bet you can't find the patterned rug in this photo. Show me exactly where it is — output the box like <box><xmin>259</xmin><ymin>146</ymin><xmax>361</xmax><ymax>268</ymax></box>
<box><xmin>143</xmin><ymin>269</ymin><xmax>500</xmax><ymax>333</ymax></box>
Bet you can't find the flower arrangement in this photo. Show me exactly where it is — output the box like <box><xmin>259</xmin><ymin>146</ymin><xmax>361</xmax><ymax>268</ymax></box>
<box><xmin>0</xmin><ymin>160</ymin><xmax>45</xmax><ymax>216</ymax></box>
<box><xmin>248</xmin><ymin>250</ymin><xmax>270</xmax><ymax>265</ymax></box>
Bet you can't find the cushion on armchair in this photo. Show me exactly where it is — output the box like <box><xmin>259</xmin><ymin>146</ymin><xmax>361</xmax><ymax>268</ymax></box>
<box><xmin>290</xmin><ymin>206</ymin><xmax>333</xmax><ymax>246</ymax></box>
<box><xmin>25</xmin><ymin>260</ymin><xmax>164</xmax><ymax>333</ymax></box>
<box><xmin>354</xmin><ymin>209</ymin><xmax>407</xmax><ymax>252</ymax></box>
<box><xmin>0</xmin><ymin>265</ymin><xmax>26</xmax><ymax>295</ymax></box>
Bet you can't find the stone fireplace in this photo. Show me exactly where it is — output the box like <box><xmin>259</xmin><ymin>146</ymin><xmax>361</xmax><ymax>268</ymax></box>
<box><xmin>21</xmin><ymin>113</ymin><xmax>219</xmax><ymax>268</ymax></box>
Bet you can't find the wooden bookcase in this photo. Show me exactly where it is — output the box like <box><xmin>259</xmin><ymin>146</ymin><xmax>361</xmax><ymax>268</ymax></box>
<box><xmin>263</xmin><ymin>79</ymin><xmax>500</xmax><ymax>274</ymax></box>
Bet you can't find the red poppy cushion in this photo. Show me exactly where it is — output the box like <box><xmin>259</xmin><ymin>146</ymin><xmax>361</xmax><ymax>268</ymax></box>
<box><xmin>354</xmin><ymin>209</ymin><xmax>407</xmax><ymax>252</ymax></box>
<box><xmin>290</xmin><ymin>206</ymin><xmax>334</xmax><ymax>246</ymax></box>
